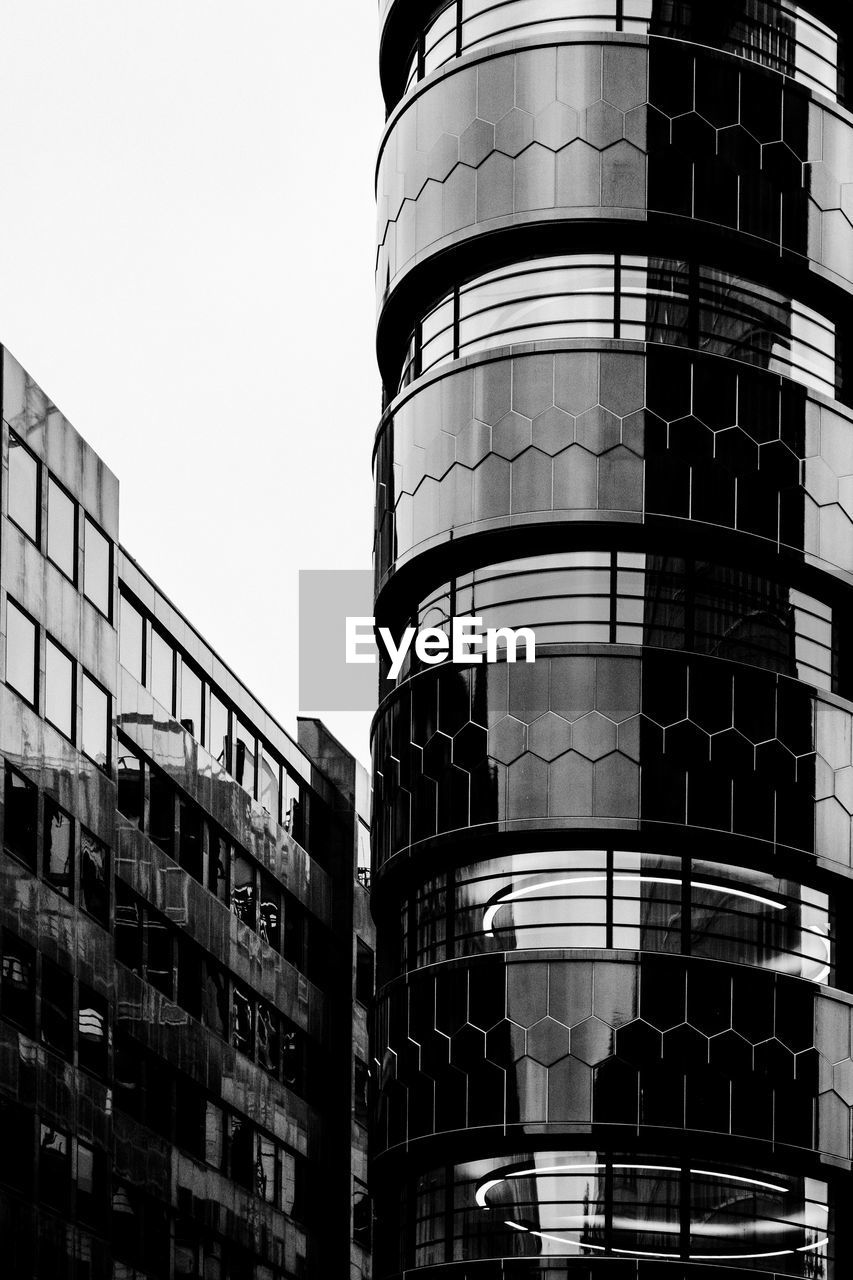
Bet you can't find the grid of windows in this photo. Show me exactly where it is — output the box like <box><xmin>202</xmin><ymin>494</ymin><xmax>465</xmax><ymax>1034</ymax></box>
<box><xmin>400</xmin><ymin>256</ymin><xmax>840</xmax><ymax>402</ymax></box>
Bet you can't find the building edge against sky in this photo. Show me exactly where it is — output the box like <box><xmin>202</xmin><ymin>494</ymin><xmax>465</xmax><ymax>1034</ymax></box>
<box><xmin>370</xmin><ymin>2</ymin><xmax>853</xmax><ymax>1277</ymax></box>
<box><xmin>0</xmin><ymin>345</ymin><xmax>374</xmax><ymax>1278</ymax></box>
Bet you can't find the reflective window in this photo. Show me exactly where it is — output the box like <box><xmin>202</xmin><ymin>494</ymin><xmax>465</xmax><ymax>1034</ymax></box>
<box><xmin>81</xmin><ymin>829</ymin><xmax>109</xmax><ymax>926</ymax></box>
<box><xmin>356</xmin><ymin>938</ymin><xmax>375</xmax><ymax>1005</ymax></box>
<box><xmin>45</xmin><ymin>637</ymin><xmax>74</xmax><ymax>739</ymax></box>
<box><xmin>403</xmin><ymin>849</ymin><xmax>834</xmax><ymax>983</ymax></box>
<box><xmin>258</xmin><ymin>875</ymin><xmax>281</xmax><ymax>951</ymax></box>
<box><xmin>81</xmin><ymin>672</ymin><xmax>109</xmax><ymax>769</ymax></box>
<box><xmin>260</xmin><ymin>746</ymin><xmax>280</xmax><ymax>820</ymax></box>
<box><xmin>232</xmin><ymin>987</ymin><xmax>254</xmax><ymax>1056</ymax></box>
<box><xmin>4</xmin><ymin>765</ymin><xmax>37</xmax><ymax>868</ymax></box>
<box><xmin>257</xmin><ymin>1134</ymin><xmax>277</xmax><ymax>1204</ymax></box>
<box><xmin>208</xmin><ymin>690</ymin><xmax>229</xmax><ymax>770</ymax></box>
<box><xmin>119</xmin><ymin>594</ymin><xmax>145</xmax><ymax>683</ymax></box>
<box><xmin>150</xmin><ymin>629</ymin><xmax>174</xmax><ymax>713</ymax></box>
<box><xmin>47</xmin><ymin>477</ymin><xmax>76</xmax><ymax>580</ymax></box>
<box><xmin>405</xmin><ymin>1153</ymin><xmax>833</xmax><ymax>1273</ymax></box>
<box><xmin>401</xmin><ymin>256</ymin><xmax>840</xmax><ymax>403</ymax></box>
<box><xmin>148</xmin><ymin>768</ymin><xmax>175</xmax><ymax>855</ymax></box>
<box><xmin>231</xmin><ymin>852</ymin><xmax>257</xmax><ymax>929</ymax></box>
<box><xmin>1</xmin><ymin>930</ymin><xmax>35</xmax><ymax>1031</ymax></box>
<box><xmin>405</xmin><ymin>0</ymin><xmax>839</xmax><ymax>102</ymax></box>
<box><xmin>117</xmin><ymin>738</ymin><xmax>145</xmax><ymax>828</ymax></box>
<box><xmin>44</xmin><ymin>799</ymin><xmax>74</xmax><ymax>899</ymax></box>
<box><xmin>5</xmin><ymin>599</ymin><xmax>37</xmax><ymax>706</ymax></box>
<box><xmin>233</xmin><ymin>714</ymin><xmax>256</xmax><ymax>797</ymax></box>
<box><xmin>41</xmin><ymin>958</ymin><xmax>73</xmax><ymax>1060</ymax></box>
<box><xmin>8</xmin><ymin>431</ymin><xmax>40</xmax><ymax>542</ymax></box>
<box><xmin>397</xmin><ymin>552</ymin><xmax>836</xmax><ymax>689</ymax></box>
<box><xmin>83</xmin><ymin>516</ymin><xmax>111</xmax><ymax>617</ymax></box>
<box><xmin>39</xmin><ymin>1124</ymin><xmax>69</xmax><ymax>1212</ymax></box>
<box><xmin>78</xmin><ymin>987</ymin><xmax>108</xmax><ymax>1078</ymax></box>
<box><xmin>180</xmin><ymin>661</ymin><xmax>203</xmax><ymax>740</ymax></box>
<box><xmin>204</xmin><ymin>1102</ymin><xmax>224</xmax><ymax>1169</ymax></box>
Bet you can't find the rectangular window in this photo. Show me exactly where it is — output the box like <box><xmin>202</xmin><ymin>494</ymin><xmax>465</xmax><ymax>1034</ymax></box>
<box><xmin>1</xmin><ymin>929</ymin><xmax>36</xmax><ymax>1031</ymax></box>
<box><xmin>114</xmin><ymin>882</ymin><xmax>143</xmax><ymax>975</ymax></box>
<box><xmin>81</xmin><ymin>672</ymin><xmax>109</xmax><ymax>769</ymax></box>
<box><xmin>208</xmin><ymin>690</ymin><xmax>229</xmax><ymax>768</ymax></box>
<box><xmin>150</xmin><ymin>629</ymin><xmax>174</xmax><ymax>714</ymax></box>
<box><xmin>353</xmin><ymin>1178</ymin><xmax>372</xmax><ymax>1250</ymax></box>
<box><xmin>0</xmin><ymin>1098</ymin><xmax>33</xmax><ymax>1194</ymax></box>
<box><xmin>83</xmin><ymin>516</ymin><xmax>112</xmax><ymax>618</ymax></box>
<box><xmin>231</xmin><ymin>851</ymin><xmax>257</xmax><ymax>929</ymax></box>
<box><xmin>119</xmin><ymin>593</ymin><xmax>145</xmax><ymax>683</ymax></box>
<box><xmin>4</xmin><ymin>765</ymin><xmax>38</xmax><ymax>868</ymax></box>
<box><xmin>81</xmin><ymin>829</ymin><xmax>109</xmax><ymax>927</ymax></box>
<box><xmin>231</xmin><ymin>986</ymin><xmax>254</xmax><ymax>1056</ymax></box>
<box><xmin>39</xmin><ymin>1123</ymin><xmax>69</xmax><ymax>1211</ymax></box>
<box><xmin>180</xmin><ymin>662</ymin><xmax>203</xmax><ymax>740</ymax></box>
<box><xmin>256</xmin><ymin>1002</ymin><xmax>280</xmax><ymax>1078</ymax></box>
<box><xmin>46</xmin><ymin>477</ymin><xmax>76</xmax><ymax>580</ymax></box>
<box><xmin>44</xmin><ymin>798</ymin><xmax>74</xmax><ymax>899</ymax></box>
<box><xmin>283</xmin><ymin>895</ymin><xmax>306</xmax><ymax>971</ymax></box>
<box><xmin>45</xmin><ymin>637</ymin><xmax>75</xmax><ymax>739</ymax></box>
<box><xmin>178</xmin><ymin>799</ymin><xmax>203</xmax><ymax>881</ymax></box>
<box><xmin>204</xmin><ymin>1101</ymin><xmax>224</xmax><ymax>1169</ymax></box>
<box><xmin>149</xmin><ymin>769</ymin><xmax>174</xmax><ymax>855</ymax></box>
<box><xmin>228</xmin><ymin>1115</ymin><xmax>254</xmax><ymax>1190</ymax></box>
<box><xmin>259</xmin><ymin>747</ymin><xmax>280</xmax><ymax>821</ymax></box>
<box><xmin>41</xmin><ymin>957</ymin><xmax>73</xmax><ymax>1060</ymax></box>
<box><xmin>78</xmin><ymin>986</ymin><xmax>108</xmax><ymax>1078</ymax></box>
<box><xmin>117</xmin><ymin>738</ymin><xmax>145</xmax><ymax>827</ymax></box>
<box><xmin>6</xmin><ymin>598</ymin><xmax>37</xmax><ymax>706</ymax></box>
<box><xmin>201</xmin><ymin>958</ymin><xmax>228</xmax><ymax>1038</ymax></box>
<box><xmin>8</xmin><ymin>431</ymin><xmax>40</xmax><ymax>543</ymax></box>
<box><xmin>208</xmin><ymin>829</ymin><xmax>230</xmax><ymax>904</ymax></box>
<box><xmin>355</xmin><ymin>938</ymin><xmax>375</xmax><ymax>1006</ymax></box>
<box><xmin>232</xmin><ymin>714</ymin><xmax>256</xmax><ymax>796</ymax></box>
<box><xmin>257</xmin><ymin>1134</ymin><xmax>277</xmax><ymax>1204</ymax></box>
<box><xmin>258</xmin><ymin>874</ymin><xmax>281</xmax><ymax>951</ymax></box>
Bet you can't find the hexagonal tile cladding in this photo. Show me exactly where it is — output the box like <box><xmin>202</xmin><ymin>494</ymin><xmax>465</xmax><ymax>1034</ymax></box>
<box><xmin>570</xmin><ymin>1017</ymin><xmax>614</xmax><ymax>1066</ymax></box>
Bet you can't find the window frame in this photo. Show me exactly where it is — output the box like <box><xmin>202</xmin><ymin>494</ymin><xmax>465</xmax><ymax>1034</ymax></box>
<box><xmin>7</xmin><ymin>429</ymin><xmax>41</xmax><ymax>546</ymax></box>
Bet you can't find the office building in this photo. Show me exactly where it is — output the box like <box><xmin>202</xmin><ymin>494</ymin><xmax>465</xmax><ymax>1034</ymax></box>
<box><xmin>371</xmin><ymin>2</ymin><xmax>853</xmax><ymax>1275</ymax></box>
<box><xmin>0</xmin><ymin>348</ymin><xmax>374</xmax><ymax>1278</ymax></box>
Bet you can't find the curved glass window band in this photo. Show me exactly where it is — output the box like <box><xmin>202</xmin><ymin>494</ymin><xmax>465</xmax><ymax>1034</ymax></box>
<box><xmin>400</xmin><ymin>256</ymin><xmax>840</xmax><ymax>404</ymax></box>
<box><xmin>401</xmin><ymin>849</ymin><xmax>834</xmax><ymax>983</ymax></box>
<box><xmin>403</xmin><ymin>0</ymin><xmax>840</xmax><ymax>104</ymax></box>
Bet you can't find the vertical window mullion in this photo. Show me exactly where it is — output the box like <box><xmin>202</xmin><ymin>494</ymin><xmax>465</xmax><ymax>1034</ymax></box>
<box><xmin>456</xmin><ymin>0</ymin><xmax>463</xmax><ymax>57</ymax></box>
<box><xmin>606</xmin><ymin>848</ymin><xmax>614</xmax><ymax>949</ymax></box>
<box><xmin>609</xmin><ymin>552</ymin><xmax>618</xmax><ymax>644</ymax></box>
<box><xmin>614</xmin><ymin>255</ymin><xmax>622</xmax><ymax>339</ymax></box>
<box><xmin>453</xmin><ymin>289</ymin><xmax>461</xmax><ymax>360</ymax></box>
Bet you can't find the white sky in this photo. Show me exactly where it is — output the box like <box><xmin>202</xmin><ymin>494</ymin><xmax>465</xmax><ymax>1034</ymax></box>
<box><xmin>0</xmin><ymin>1</ymin><xmax>384</xmax><ymax>767</ymax></box>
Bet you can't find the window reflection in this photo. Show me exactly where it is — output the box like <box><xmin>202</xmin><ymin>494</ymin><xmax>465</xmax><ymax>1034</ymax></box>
<box><xmin>404</xmin><ymin>0</ymin><xmax>839</xmax><ymax>103</ymax></box>
<box><xmin>81</xmin><ymin>672</ymin><xmax>109</xmax><ymax>769</ymax></box>
<box><xmin>150</xmin><ymin>629</ymin><xmax>174</xmax><ymax>714</ymax></box>
<box><xmin>119</xmin><ymin>594</ymin><xmax>145</xmax><ymax>683</ymax></box>
<box><xmin>180</xmin><ymin>662</ymin><xmax>203</xmax><ymax>739</ymax></box>
<box><xmin>406</xmin><ymin>1153</ymin><xmax>832</xmax><ymax>1273</ymax></box>
<box><xmin>396</xmin><ymin>552</ymin><xmax>836</xmax><ymax>690</ymax></box>
<box><xmin>44</xmin><ymin>799</ymin><xmax>74</xmax><ymax>899</ymax></box>
<box><xmin>403</xmin><ymin>849</ymin><xmax>834</xmax><ymax>982</ymax></box>
<box><xmin>401</xmin><ymin>256</ymin><xmax>841</xmax><ymax>403</ymax></box>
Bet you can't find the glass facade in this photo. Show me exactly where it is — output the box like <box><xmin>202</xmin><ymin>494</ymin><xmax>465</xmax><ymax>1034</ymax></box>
<box><xmin>0</xmin><ymin>348</ymin><xmax>375</xmax><ymax>1279</ymax></box>
<box><xmin>374</xmin><ymin>4</ymin><xmax>853</xmax><ymax>1277</ymax></box>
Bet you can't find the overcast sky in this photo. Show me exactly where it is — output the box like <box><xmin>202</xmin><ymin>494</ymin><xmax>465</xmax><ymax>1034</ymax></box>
<box><xmin>0</xmin><ymin>1</ymin><xmax>383</xmax><ymax>766</ymax></box>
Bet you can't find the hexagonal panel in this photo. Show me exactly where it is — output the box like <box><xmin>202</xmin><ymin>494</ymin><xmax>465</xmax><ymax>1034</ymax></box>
<box><xmin>583</xmin><ymin>100</ymin><xmax>624</xmax><ymax>149</ymax></box>
<box><xmin>459</xmin><ymin>118</ymin><xmax>495</xmax><ymax>167</ymax></box>
<box><xmin>570</xmin><ymin>1017</ymin><xmax>613</xmax><ymax>1066</ymax></box>
<box><xmin>532</xmin><ymin>405</ymin><xmax>575</xmax><ymax>455</ymax></box>
<box><xmin>574</xmin><ymin>405</ymin><xmax>621</xmax><ymax>454</ymax></box>
<box><xmin>528</xmin><ymin>712</ymin><xmax>573</xmax><ymax>761</ymax></box>
<box><xmin>495</xmin><ymin>107</ymin><xmax>534</xmax><ymax>157</ymax></box>
<box><xmin>526</xmin><ymin>1017</ymin><xmax>571</xmax><ymax>1067</ymax></box>
<box><xmin>489</xmin><ymin>716</ymin><xmax>527</xmax><ymax>765</ymax></box>
<box><xmin>572</xmin><ymin>711</ymin><xmax>617</xmax><ymax>762</ymax></box>
<box><xmin>453</xmin><ymin>722</ymin><xmax>488</xmax><ymax>772</ymax></box>
<box><xmin>534</xmin><ymin>100</ymin><xmax>579</xmax><ymax>150</ymax></box>
<box><xmin>492</xmin><ymin>410</ymin><xmax>532</xmax><ymax>460</ymax></box>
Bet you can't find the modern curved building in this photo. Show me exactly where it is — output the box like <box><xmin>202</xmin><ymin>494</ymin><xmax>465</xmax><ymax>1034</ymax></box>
<box><xmin>370</xmin><ymin>3</ymin><xmax>853</xmax><ymax>1277</ymax></box>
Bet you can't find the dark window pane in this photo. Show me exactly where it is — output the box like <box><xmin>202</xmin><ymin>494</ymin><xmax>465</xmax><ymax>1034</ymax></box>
<box><xmin>44</xmin><ymin>799</ymin><xmax>74</xmax><ymax>899</ymax></box>
<box><xmin>231</xmin><ymin>986</ymin><xmax>254</xmax><ymax>1055</ymax></box>
<box><xmin>150</xmin><ymin>629</ymin><xmax>174</xmax><ymax>713</ymax></box>
<box><xmin>232</xmin><ymin>715</ymin><xmax>256</xmax><ymax>796</ymax></box>
<box><xmin>256</xmin><ymin>1134</ymin><xmax>277</xmax><ymax>1204</ymax></box>
<box><xmin>201</xmin><ymin>959</ymin><xmax>228</xmax><ymax>1038</ymax></box>
<box><xmin>258</xmin><ymin>875</ymin><xmax>281</xmax><ymax>951</ymax></box>
<box><xmin>177</xmin><ymin>936</ymin><xmax>202</xmax><ymax>1020</ymax></box>
<box><xmin>260</xmin><ymin>747</ymin><xmax>280</xmax><ymax>820</ymax></box>
<box><xmin>1</xmin><ymin>930</ymin><xmax>35</xmax><ymax>1031</ymax></box>
<box><xmin>81</xmin><ymin>673</ymin><xmax>109</xmax><ymax>769</ymax></box>
<box><xmin>228</xmin><ymin>1116</ymin><xmax>253</xmax><ymax>1190</ymax></box>
<box><xmin>204</xmin><ymin>1102</ymin><xmax>224</xmax><ymax>1169</ymax></box>
<box><xmin>353</xmin><ymin>1181</ymin><xmax>372</xmax><ymax>1250</ymax></box>
<box><xmin>4</xmin><ymin>766</ymin><xmax>37</xmax><ymax>867</ymax></box>
<box><xmin>6</xmin><ymin>599</ymin><xmax>37</xmax><ymax>705</ymax></box>
<box><xmin>80</xmin><ymin>829</ymin><xmax>109</xmax><ymax>926</ymax></box>
<box><xmin>45</xmin><ymin>638</ymin><xmax>74</xmax><ymax>739</ymax></box>
<box><xmin>83</xmin><ymin>516</ymin><xmax>111</xmax><ymax>617</ymax></box>
<box><xmin>354</xmin><ymin>1057</ymin><xmax>370</xmax><ymax>1126</ymax></box>
<box><xmin>119</xmin><ymin>594</ymin><xmax>144</xmax><ymax>683</ymax></box>
<box><xmin>41</xmin><ymin>958</ymin><xmax>73</xmax><ymax>1060</ymax></box>
<box><xmin>178</xmin><ymin>800</ymin><xmax>203</xmax><ymax>881</ymax></box>
<box><xmin>281</xmin><ymin>1021</ymin><xmax>305</xmax><ymax>1094</ymax></box>
<box><xmin>78</xmin><ymin>986</ymin><xmax>108</xmax><ymax>1078</ymax></box>
<box><xmin>148</xmin><ymin>769</ymin><xmax>174</xmax><ymax>855</ymax></box>
<box><xmin>47</xmin><ymin>478</ymin><xmax>76</xmax><ymax>580</ymax></box>
<box><xmin>75</xmin><ymin>1140</ymin><xmax>105</xmax><ymax>1229</ymax></box>
<box><xmin>283</xmin><ymin>894</ymin><xmax>305</xmax><ymax>971</ymax></box>
<box><xmin>8</xmin><ymin>432</ymin><xmax>39</xmax><ymax>542</ymax></box>
<box><xmin>0</xmin><ymin>1098</ymin><xmax>33</xmax><ymax>1194</ymax></box>
<box><xmin>117</xmin><ymin>740</ymin><xmax>144</xmax><ymax>827</ymax></box>
<box><xmin>208</xmin><ymin>830</ymin><xmax>230</xmax><ymax>904</ymax></box>
<box><xmin>257</xmin><ymin>1002</ymin><xmax>280</xmax><ymax>1078</ymax></box>
<box><xmin>39</xmin><ymin>1123</ymin><xmax>69</xmax><ymax>1211</ymax></box>
<box><xmin>180</xmin><ymin>663</ymin><xmax>203</xmax><ymax>739</ymax></box>
<box><xmin>231</xmin><ymin>852</ymin><xmax>256</xmax><ymax>929</ymax></box>
<box><xmin>356</xmin><ymin>938</ymin><xmax>375</xmax><ymax>1005</ymax></box>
